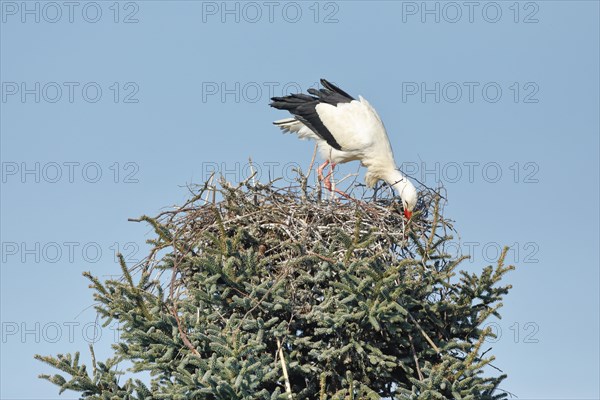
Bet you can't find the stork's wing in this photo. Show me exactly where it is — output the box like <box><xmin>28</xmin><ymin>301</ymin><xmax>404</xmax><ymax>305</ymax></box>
<box><xmin>313</xmin><ymin>96</ymin><xmax>385</xmax><ymax>152</ymax></box>
<box><xmin>270</xmin><ymin>79</ymin><xmax>388</xmax><ymax>153</ymax></box>
<box><xmin>270</xmin><ymin>79</ymin><xmax>355</xmax><ymax>151</ymax></box>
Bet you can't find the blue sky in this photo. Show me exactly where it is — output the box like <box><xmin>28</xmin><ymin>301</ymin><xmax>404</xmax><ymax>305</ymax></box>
<box><xmin>1</xmin><ymin>1</ymin><xmax>598</xmax><ymax>398</ymax></box>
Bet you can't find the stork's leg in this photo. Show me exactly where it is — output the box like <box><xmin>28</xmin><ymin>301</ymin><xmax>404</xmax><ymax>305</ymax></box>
<box><xmin>317</xmin><ymin>161</ymin><xmax>356</xmax><ymax>201</ymax></box>
<box><xmin>317</xmin><ymin>160</ymin><xmax>374</xmax><ymax>210</ymax></box>
<box><xmin>317</xmin><ymin>160</ymin><xmax>330</xmax><ymax>184</ymax></box>
<box><xmin>323</xmin><ymin>162</ymin><xmax>336</xmax><ymax>192</ymax></box>
<box><xmin>323</xmin><ymin>163</ymin><xmax>356</xmax><ymax>201</ymax></box>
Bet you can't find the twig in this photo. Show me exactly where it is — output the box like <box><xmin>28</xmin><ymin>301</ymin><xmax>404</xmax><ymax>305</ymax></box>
<box><xmin>407</xmin><ymin>310</ymin><xmax>441</xmax><ymax>354</ymax></box>
<box><xmin>408</xmin><ymin>333</ymin><xmax>424</xmax><ymax>381</ymax></box>
<box><xmin>307</xmin><ymin>143</ymin><xmax>318</xmax><ymax>182</ymax></box>
<box><xmin>170</xmin><ymin>234</ymin><xmax>200</xmax><ymax>356</ymax></box>
<box><xmin>171</xmin><ymin>304</ymin><xmax>199</xmax><ymax>356</ymax></box>
<box><xmin>277</xmin><ymin>338</ymin><xmax>293</xmax><ymax>399</ymax></box>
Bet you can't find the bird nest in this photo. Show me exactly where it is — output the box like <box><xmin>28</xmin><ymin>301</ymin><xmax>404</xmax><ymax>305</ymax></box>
<box><xmin>130</xmin><ymin>171</ymin><xmax>451</xmax><ymax>291</ymax></box>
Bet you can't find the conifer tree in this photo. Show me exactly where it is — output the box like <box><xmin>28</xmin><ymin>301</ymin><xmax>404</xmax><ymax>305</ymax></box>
<box><xmin>36</xmin><ymin>174</ymin><xmax>514</xmax><ymax>399</ymax></box>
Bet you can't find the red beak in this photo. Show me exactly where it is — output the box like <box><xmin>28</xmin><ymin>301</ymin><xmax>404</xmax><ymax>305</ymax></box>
<box><xmin>403</xmin><ymin>209</ymin><xmax>412</xmax><ymax>220</ymax></box>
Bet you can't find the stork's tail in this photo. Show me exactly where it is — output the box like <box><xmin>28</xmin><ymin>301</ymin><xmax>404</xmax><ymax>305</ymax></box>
<box><xmin>273</xmin><ymin>118</ymin><xmax>299</xmax><ymax>133</ymax></box>
<box><xmin>272</xmin><ymin>118</ymin><xmax>320</xmax><ymax>141</ymax></box>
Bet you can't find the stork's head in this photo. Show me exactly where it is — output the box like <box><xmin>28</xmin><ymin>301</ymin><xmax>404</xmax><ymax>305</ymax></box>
<box><xmin>381</xmin><ymin>169</ymin><xmax>418</xmax><ymax>220</ymax></box>
<box><xmin>401</xmin><ymin>186</ymin><xmax>418</xmax><ymax>220</ymax></box>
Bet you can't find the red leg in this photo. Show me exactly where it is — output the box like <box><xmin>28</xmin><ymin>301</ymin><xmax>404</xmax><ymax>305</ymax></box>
<box><xmin>329</xmin><ymin>163</ymin><xmax>357</xmax><ymax>200</ymax></box>
<box><xmin>323</xmin><ymin>162</ymin><xmax>336</xmax><ymax>192</ymax></box>
<box><xmin>317</xmin><ymin>160</ymin><xmax>330</xmax><ymax>185</ymax></box>
<box><xmin>318</xmin><ymin>161</ymin><xmax>357</xmax><ymax>202</ymax></box>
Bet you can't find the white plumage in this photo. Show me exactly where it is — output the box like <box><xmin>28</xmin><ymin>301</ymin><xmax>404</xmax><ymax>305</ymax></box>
<box><xmin>270</xmin><ymin>79</ymin><xmax>417</xmax><ymax>218</ymax></box>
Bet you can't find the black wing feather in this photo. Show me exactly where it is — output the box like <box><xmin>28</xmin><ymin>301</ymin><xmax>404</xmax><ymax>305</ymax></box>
<box><xmin>270</xmin><ymin>78</ymin><xmax>355</xmax><ymax>151</ymax></box>
<box><xmin>321</xmin><ymin>79</ymin><xmax>354</xmax><ymax>103</ymax></box>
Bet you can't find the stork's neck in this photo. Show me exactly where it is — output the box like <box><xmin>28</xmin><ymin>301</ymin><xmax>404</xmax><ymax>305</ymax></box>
<box><xmin>383</xmin><ymin>169</ymin><xmax>408</xmax><ymax>192</ymax></box>
<box><xmin>383</xmin><ymin>169</ymin><xmax>417</xmax><ymax>205</ymax></box>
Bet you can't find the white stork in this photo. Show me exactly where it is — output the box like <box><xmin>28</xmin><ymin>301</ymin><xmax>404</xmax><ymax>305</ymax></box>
<box><xmin>270</xmin><ymin>79</ymin><xmax>417</xmax><ymax>219</ymax></box>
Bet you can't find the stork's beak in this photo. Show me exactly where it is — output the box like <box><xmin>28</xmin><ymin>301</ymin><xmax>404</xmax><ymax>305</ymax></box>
<box><xmin>403</xmin><ymin>209</ymin><xmax>412</xmax><ymax>220</ymax></box>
